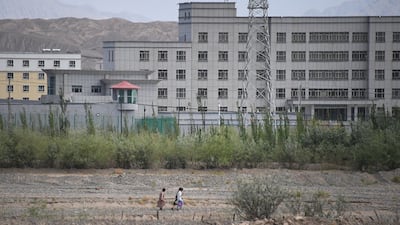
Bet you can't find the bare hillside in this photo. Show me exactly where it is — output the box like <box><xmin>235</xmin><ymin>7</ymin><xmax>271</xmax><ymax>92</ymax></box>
<box><xmin>0</xmin><ymin>18</ymin><xmax>178</xmax><ymax>69</ymax></box>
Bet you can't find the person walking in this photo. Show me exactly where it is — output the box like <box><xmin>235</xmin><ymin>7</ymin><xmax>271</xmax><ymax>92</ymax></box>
<box><xmin>176</xmin><ymin>187</ymin><xmax>184</xmax><ymax>210</ymax></box>
<box><xmin>157</xmin><ymin>188</ymin><xmax>166</xmax><ymax>210</ymax></box>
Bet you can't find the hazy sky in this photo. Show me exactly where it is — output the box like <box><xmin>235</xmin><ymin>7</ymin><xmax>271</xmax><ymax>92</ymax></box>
<box><xmin>58</xmin><ymin>0</ymin><xmax>350</xmax><ymax>21</ymax></box>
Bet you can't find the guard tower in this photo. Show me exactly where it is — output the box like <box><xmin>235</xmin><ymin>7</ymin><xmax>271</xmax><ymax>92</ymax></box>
<box><xmin>111</xmin><ymin>81</ymin><xmax>140</xmax><ymax>111</ymax></box>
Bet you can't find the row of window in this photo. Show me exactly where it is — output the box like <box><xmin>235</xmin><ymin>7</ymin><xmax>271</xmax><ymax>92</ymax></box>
<box><xmin>139</xmin><ymin>50</ymin><xmax>400</xmax><ymax>63</ymax></box>
<box><xmin>158</xmin><ymin>69</ymin><xmax>268</xmax><ymax>81</ymax></box>
<box><xmin>276</xmin><ymin>69</ymin><xmax>400</xmax><ymax>81</ymax></box>
<box><xmin>277</xmin><ymin>51</ymin><xmax>400</xmax><ymax>62</ymax></box>
<box><xmin>278</xmin><ymin>88</ymin><xmax>399</xmax><ymax>100</ymax></box>
<box><xmin>5</xmin><ymin>72</ymin><xmax>45</xmax><ymax>80</ymax></box>
<box><xmin>6</xmin><ymin>59</ymin><xmax>76</xmax><ymax>68</ymax></box>
<box><xmin>7</xmin><ymin>85</ymin><xmax>45</xmax><ymax>92</ymax></box>
<box><xmin>71</xmin><ymin>85</ymin><xmax>102</xmax><ymax>93</ymax></box>
<box><xmin>156</xmin><ymin>87</ymin><xmax>400</xmax><ymax>100</ymax></box>
<box><xmin>157</xmin><ymin>88</ymin><xmax>255</xmax><ymax>99</ymax></box>
<box><xmin>157</xmin><ymin>105</ymin><xmax>254</xmax><ymax>113</ymax></box>
<box><xmin>195</xmin><ymin>31</ymin><xmax>400</xmax><ymax>44</ymax></box>
<box><xmin>278</xmin><ymin>32</ymin><xmax>399</xmax><ymax>43</ymax></box>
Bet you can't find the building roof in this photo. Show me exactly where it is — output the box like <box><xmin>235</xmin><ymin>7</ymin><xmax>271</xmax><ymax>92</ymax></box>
<box><xmin>111</xmin><ymin>81</ymin><xmax>140</xmax><ymax>89</ymax></box>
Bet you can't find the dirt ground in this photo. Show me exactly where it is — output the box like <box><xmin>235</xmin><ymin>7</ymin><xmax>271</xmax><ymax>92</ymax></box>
<box><xmin>0</xmin><ymin>168</ymin><xmax>399</xmax><ymax>225</ymax></box>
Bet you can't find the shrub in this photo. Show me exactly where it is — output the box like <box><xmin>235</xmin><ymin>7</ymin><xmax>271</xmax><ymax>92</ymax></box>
<box><xmin>231</xmin><ymin>177</ymin><xmax>288</xmax><ymax>220</ymax></box>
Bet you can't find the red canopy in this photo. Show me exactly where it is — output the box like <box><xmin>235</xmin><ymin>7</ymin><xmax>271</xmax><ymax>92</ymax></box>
<box><xmin>111</xmin><ymin>81</ymin><xmax>140</xmax><ymax>89</ymax></box>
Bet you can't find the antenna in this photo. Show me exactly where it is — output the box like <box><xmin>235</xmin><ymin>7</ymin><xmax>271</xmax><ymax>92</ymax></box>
<box><xmin>241</xmin><ymin>0</ymin><xmax>272</xmax><ymax>113</ymax></box>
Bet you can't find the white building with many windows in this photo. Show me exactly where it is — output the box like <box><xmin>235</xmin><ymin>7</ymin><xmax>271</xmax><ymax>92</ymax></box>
<box><xmin>0</xmin><ymin>51</ymin><xmax>81</xmax><ymax>101</ymax></box>
<box><xmin>102</xmin><ymin>2</ymin><xmax>400</xmax><ymax>121</ymax></box>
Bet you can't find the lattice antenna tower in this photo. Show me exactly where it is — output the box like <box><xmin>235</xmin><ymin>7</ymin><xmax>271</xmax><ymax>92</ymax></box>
<box><xmin>241</xmin><ymin>0</ymin><xmax>272</xmax><ymax>113</ymax></box>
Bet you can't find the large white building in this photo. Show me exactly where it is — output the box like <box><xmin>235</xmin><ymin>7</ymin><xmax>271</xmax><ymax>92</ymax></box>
<box><xmin>0</xmin><ymin>51</ymin><xmax>81</xmax><ymax>101</ymax></box>
<box><xmin>103</xmin><ymin>2</ymin><xmax>399</xmax><ymax>121</ymax></box>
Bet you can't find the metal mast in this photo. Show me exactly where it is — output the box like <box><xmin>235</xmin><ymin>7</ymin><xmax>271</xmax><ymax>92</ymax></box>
<box><xmin>241</xmin><ymin>0</ymin><xmax>272</xmax><ymax>113</ymax></box>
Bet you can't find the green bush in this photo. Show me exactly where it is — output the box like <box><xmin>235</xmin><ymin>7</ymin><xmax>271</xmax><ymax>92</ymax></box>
<box><xmin>231</xmin><ymin>177</ymin><xmax>288</xmax><ymax>220</ymax></box>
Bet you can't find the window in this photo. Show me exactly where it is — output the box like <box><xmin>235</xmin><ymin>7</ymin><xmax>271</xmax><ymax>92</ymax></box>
<box><xmin>375</xmin><ymin>70</ymin><xmax>385</xmax><ymax>80</ymax></box>
<box><xmin>218</xmin><ymin>51</ymin><xmax>228</xmax><ymax>62</ymax></box>
<box><xmin>158</xmin><ymin>88</ymin><xmax>168</xmax><ymax>99</ymax></box>
<box><xmin>276</xmin><ymin>88</ymin><xmax>285</xmax><ymax>99</ymax></box>
<box><xmin>218</xmin><ymin>70</ymin><xmax>228</xmax><ymax>80</ymax></box>
<box><xmin>238</xmin><ymin>51</ymin><xmax>247</xmax><ymax>62</ymax></box>
<box><xmin>352</xmin><ymin>89</ymin><xmax>367</xmax><ymax>99</ymax></box>
<box><xmin>23</xmin><ymin>60</ymin><xmax>29</xmax><ymax>67</ymax></box>
<box><xmin>197</xmin><ymin>88</ymin><xmax>207</xmax><ymax>99</ymax></box>
<box><xmin>352</xmin><ymin>51</ymin><xmax>368</xmax><ymax>61</ymax></box>
<box><xmin>291</xmin><ymin>70</ymin><xmax>306</xmax><ymax>80</ymax></box>
<box><xmin>7</xmin><ymin>72</ymin><xmax>14</xmax><ymax>79</ymax></box>
<box><xmin>238</xmin><ymin>88</ymin><xmax>248</xmax><ymax>99</ymax></box>
<box><xmin>276</xmin><ymin>51</ymin><xmax>286</xmax><ymax>62</ymax></box>
<box><xmin>198</xmin><ymin>106</ymin><xmax>207</xmax><ymax>112</ymax></box>
<box><xmin>176</xmin><ymin>70</ymin><xmax>186</xmax><ymax>80</ymax></box>
<box><xmin>7</xmin><ymin>85</ymin><xmax>13</xmax><ymax>92</ymax></box>
<box><xmin>219</xmin><ymin>32</ymin><xmax>228</xmax><ymax>43</ymax></box>
<box><xmin>176</xmin><ymin>106</ymin><xmax>186</xmax><ymax>112</ymax></box>
<box><xmin>220</xmin><ymin>106</ymin><xmax>228</xmax><ymax>112</ymax></box>
<box><xmin>257</xmin><ymin>32</ymin><xmax>267</xmax><ymax>44</ymax></box>
<box><xmin>238</xmin><ymin>107</ymin><xmax>247</xmax><ymax>113</ymax></box>
<box><xmin>23</xmin><ymin>97</ymin><xmax>29</xmax><ymax>101</ymax></box>
<box><xmin>292</xmin><ymin>32</ymin><xmax>306</xmax><ymax>43</ymax></box>
<box><xmin>256</xmin><ymin>70</ymin><xmax>267</xmax><ymax>80</ymax></box>
<box><xmin>393</xmin><ymin>70</ymin><xmax>400</xmax><ymax>80</ymax></box>
<box><xmin>139</xmin><ymin>51</ymin><xmax>149</xmax><ymax>61</ymax></box>
<box><xmin>38</xmin><ymin>73</ymin><xmax>45</xmax><ymax>80</ymax></box>
<box><xmin>91</xmin><ymin>86</ymin><xmax>102</xmax><ymax>93</ymax></box>
<box><xmin>72</xmin><ymin>85</ymin><xmax>82</xmax><ymax>93</ymax></box>
<box><xmin>291</xmin><ymin>88</ymin><xmax>306</xmax><ymax>99</ymax></box>
<box><xmin>276</xmin><ymin>70</ymin><xmax>286</xmax><ymax>81</ymax></box>
<box><xmin>23</xmin><ymin>73</ymin><xmax>29</xmax><ymax>80</ymax></box>
<box><xmin>158</xmin><ymin>70</ymin><xmax>168</xmax><ymax>80</ymax></box>
<box><xmin>158</xmin><ymin>51</ymin><xmax>168</xmax><ymax>62</ymax></box>
<box><xmin>309</xmin><ymin>70</ymin><xmax>348</xmax><ymax>80</ymax></box>
<box><xmin>198</xmin><ymin>70</ymin><xmax>208</xmax><ymax>80</ymax></box>
<box><xmin>238</xmin><ymin>33</ymin><xmax>248</xmax><ymax>43</ymax></box>
<box><xmin>393</xmin><ymin>32</ymin><xmax>400</xmax><ymax>42</ymax></box>
<box><xmin>375</xmin><ymin>51</ymin><xmax>385</xmax><ymax>61</ymax></box>
<box><xmin>309</xmin><ymin>32</ymin><xmax>349</xmax><ymax>43</ymax></box>
<box><xmin>276</xmin><ymin>107</ymin><xmax>286</xmax><ymax>113</ymax></box>
<box><xmin>257</xmin><ymin>51</ymin><xmax>267</xmax><ymax>62</ymax></box>
<box><xmin>218</xmin><ymin>88</ymin><xmax>228</xmax><ymax>99</ymax></box>
<box><xmin>352</xmin><ymin>70</ymin><xmax>367</xmax><ymax>80</ymax></box>
<box><xmin>291</xmin><ymin>51</ymin><xmax>306</xmax><ymax>62</ymax></box>
<box><xmin>7</xmin><ymin>59</ymin><xmax>14</xmax><ymax>67</ymax></box>
<box><xmin>176</xmin><ymin>69</ymin><xmax>186</xmax><ymax>80</ymax></box>
<box><xmin>256</xmin><ymin>88</ymin><xmax>265</xmax><ymax>99</ymax></box>
<box><xmin>352</xmin><ymin>32</ymin><xmax>368</xmax><ymax>42</ymax></box>
<box><xmin>69</xmin><ymin>60</ymin><xmax>76</xmax><ymax>68</ymax></box>
<box><xmin>238</xmin><ymin>70</ymin><xmax>246</xmax><ymax>81</ymax></box>
<box><xmin>108</xmin><ymin>50</ymin><xmax>114</xmax><ymax>62</ymax></box>
<box><xmin>158</xmin><ymin>106</ymin><xmax>168</xmax><ymax>112</ymax></box>
<box><xmin>22</xmin><ymin>85</ymin><xmax>29</xmax><ymax>92</ymax></box>
<box><xmin>393</xmin><ymin>89</ymin><xmax>400</xmax><ymax>99</ymax></box>
<box><xmin>198</xmin><ymin>51</ymin><xmax>208</xmax><ymax>62</ymax></box>
<box><xmin>176</xmin><ymin>88</ymin><xmax>186</xmax><ymax>99</ymax></box>
<box><xmin>309</xmin><ymin>89</ymin><xmax>348</xmax><ymax>99</ymax></box>
<box><xmin>38</xmin><ymin>85</ymin><xmax>45</xmax><ymax>92</ymax></box>
<box><xmin>198</xmin><ymin>32</ymin><xmax>208</xmax><ymax>43</ymax></box>
<box><xmin>376</xmin><ymin>32</ymin><xmax>385</xmax><ymax>43</ymax></box>
<box><xmin>309</xmin><ymin>51</ymin><xmax>349</xmax><ymax>62</ymax></box>
<box><xmin>393</xmin><ymin>51</ymin><xmax>400</xmax><ymax>61</ymax></box>
<box><xmin>176</xmin><ymin>51</ymin><xmax>186</xmax><ymax>61</ymax></box>
<box><xmin>54</xmin><ymin>60</ymin><xmax>60</xmax><ymax>67</ymax></box>
<box><xmin>277</xmin><ymin>32</ymin><xmax>286</xmax><ymax>43</ymax></box>
<box><xmin>38</xmin><ymin>60</ymin><xmax>45</xmax><ymax>67</ymax></box>
<box><xmin>375</xmin><ymin>89</ymin><xmax>385</xmax><ymax>99</ymax></box>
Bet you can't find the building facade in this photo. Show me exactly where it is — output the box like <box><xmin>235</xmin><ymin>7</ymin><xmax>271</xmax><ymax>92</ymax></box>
<box><xmin>103</xmin><ymin>2</ymin><xmax>400</xmax><ymax>121</ymax></box>
<box><xmin>0</xmin><ymin>51</ymin><xmax>81</xmax><ymax>101</ymax></box>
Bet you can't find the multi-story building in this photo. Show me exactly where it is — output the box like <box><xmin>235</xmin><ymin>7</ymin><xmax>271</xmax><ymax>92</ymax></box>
<box><xmin>0</xmin><ymin>51</ymin><xmax>81</xmax><ymax>101</ymax></box>
<box><xmin>103</xmin><ymin>2</ymin><xmax>400</xmax><ymax>121</ymax></box>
